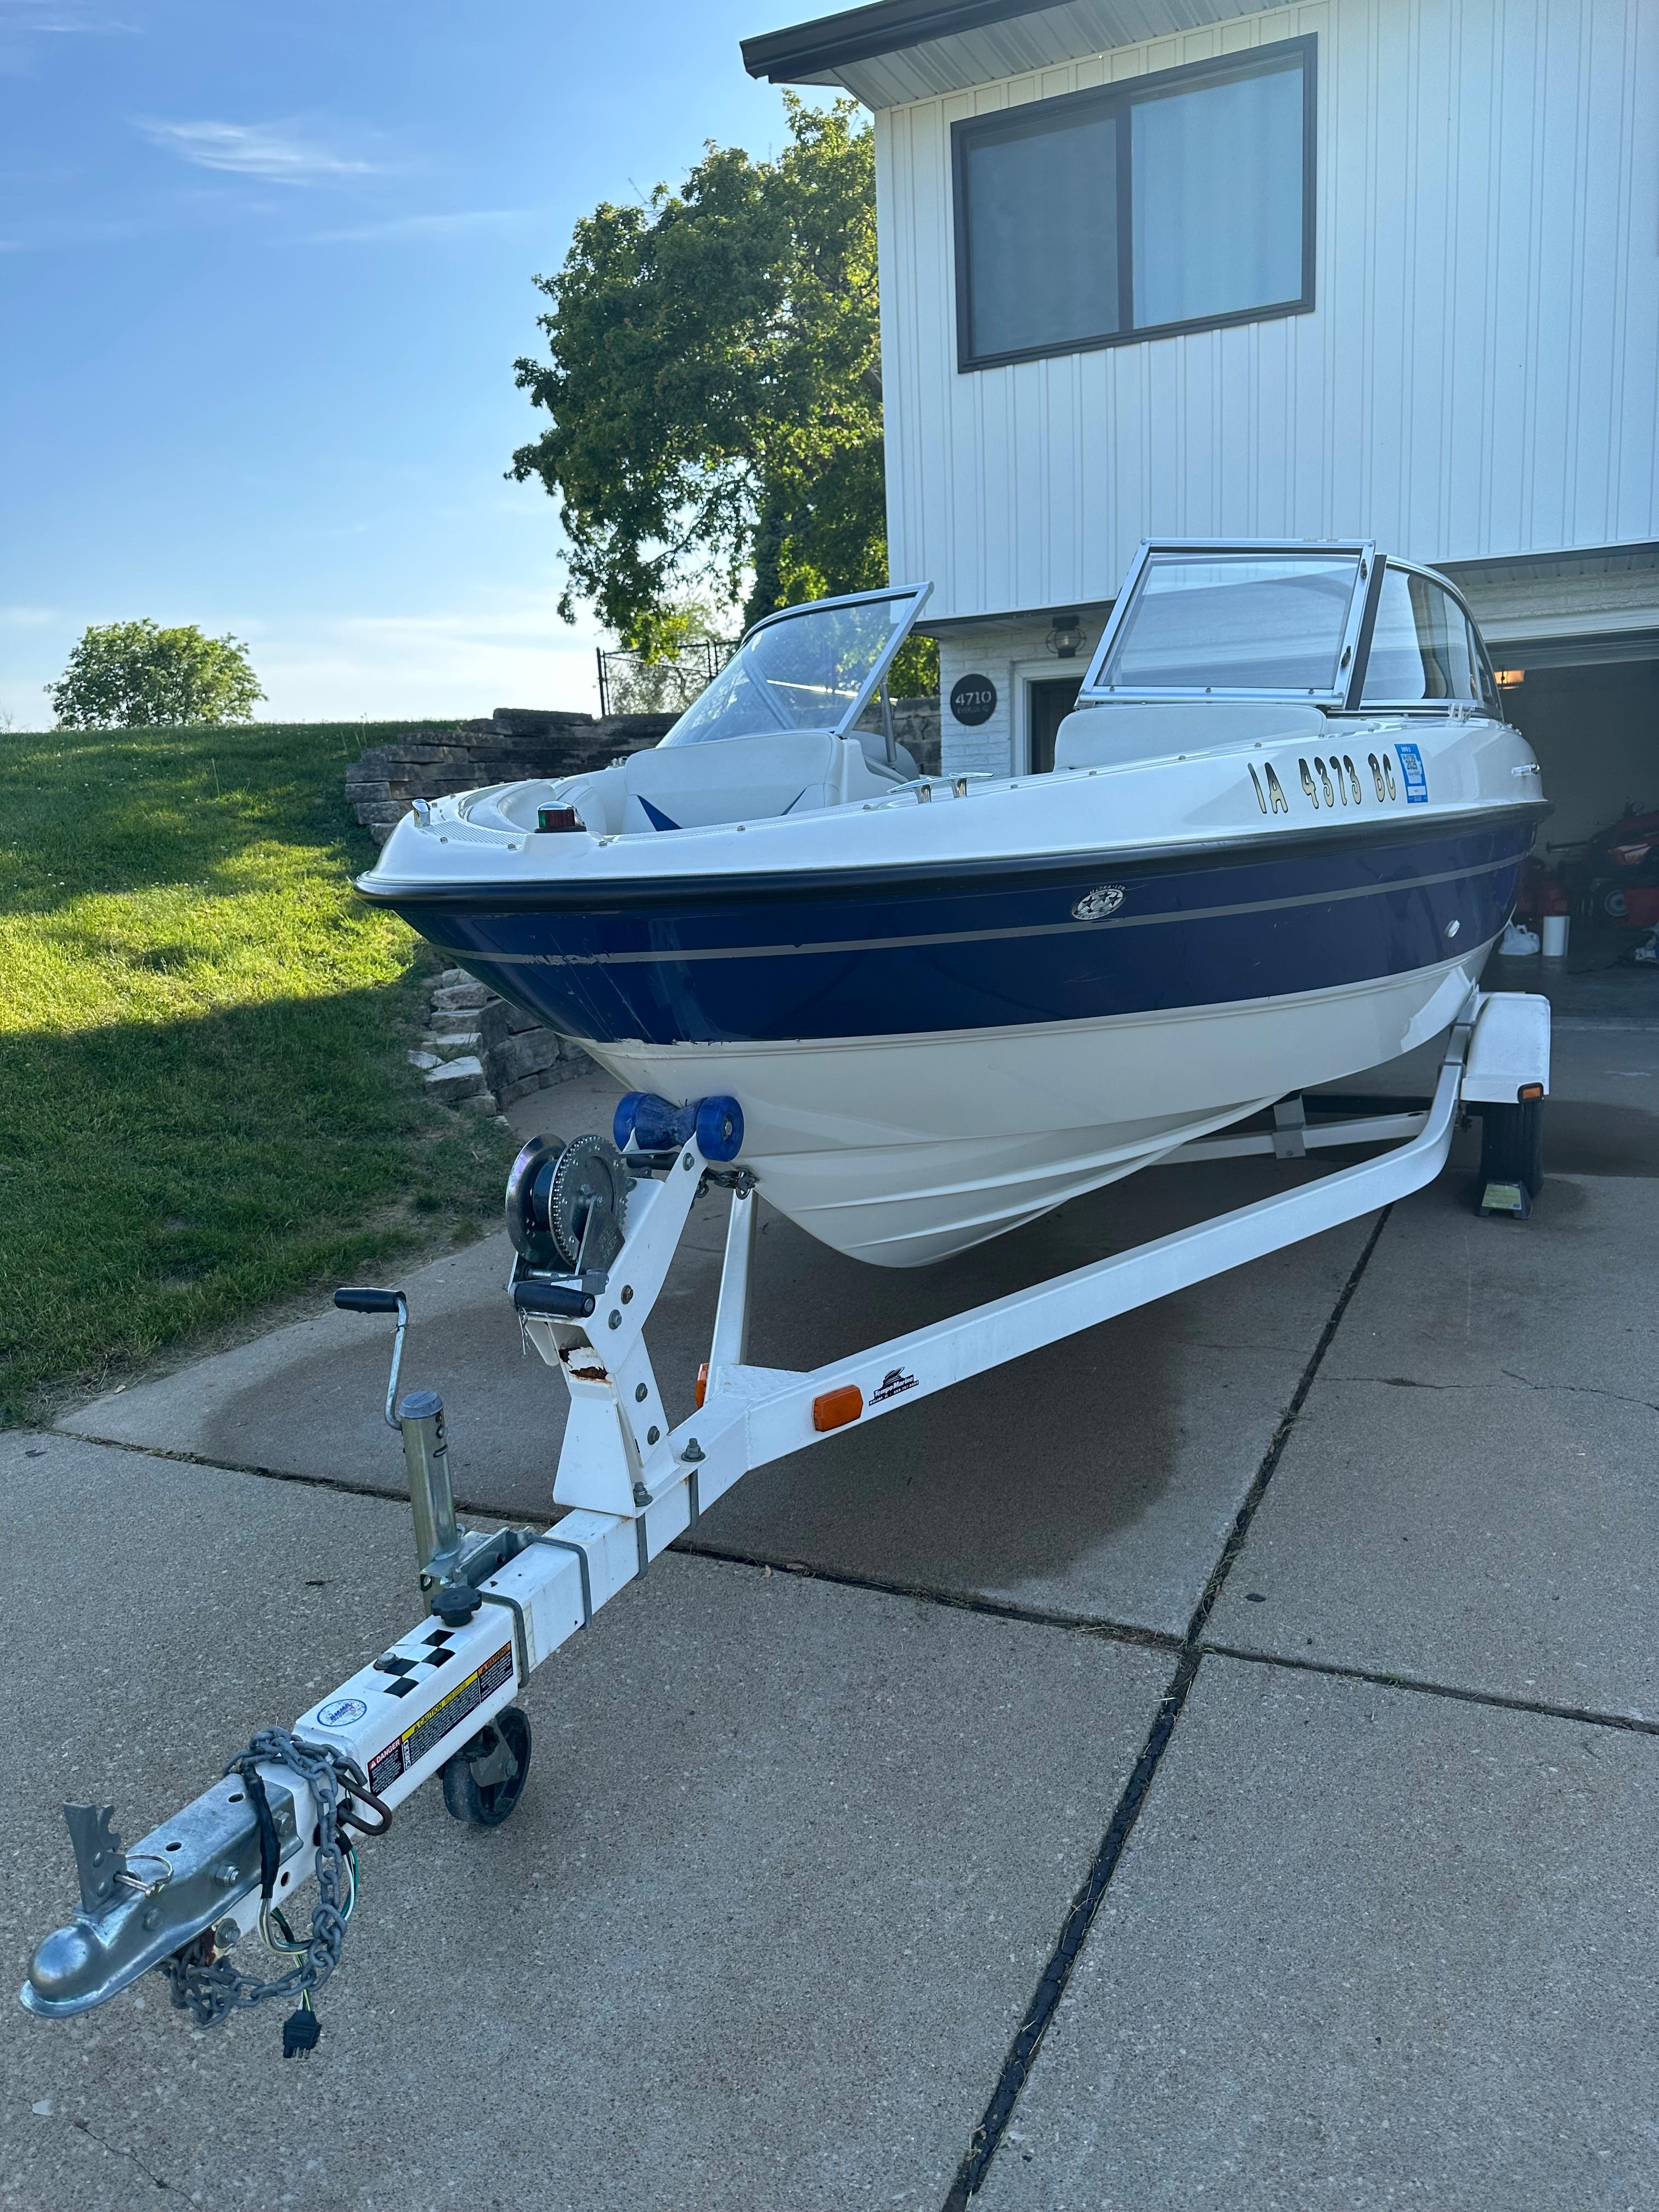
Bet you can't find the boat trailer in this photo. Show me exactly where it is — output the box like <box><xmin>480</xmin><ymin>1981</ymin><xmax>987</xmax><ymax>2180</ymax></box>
<box><xmin>20</xmin><ymin>987</ymin><xmax>1550</xmax><ymax>2048</ymax></box>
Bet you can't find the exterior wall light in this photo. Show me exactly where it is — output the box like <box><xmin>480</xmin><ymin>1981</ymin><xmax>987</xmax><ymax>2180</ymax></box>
<box><xmin>1046</xmin><ymin>612</ymin><xmax>1085</xmax><ymax>658</ymax></box>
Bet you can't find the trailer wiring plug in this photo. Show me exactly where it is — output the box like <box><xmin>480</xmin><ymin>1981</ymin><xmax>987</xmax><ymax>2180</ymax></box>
<box><xmin>263</xmin><ymin>1839</ymin><xmax>360</xmax><ymax>2058</ymax></box>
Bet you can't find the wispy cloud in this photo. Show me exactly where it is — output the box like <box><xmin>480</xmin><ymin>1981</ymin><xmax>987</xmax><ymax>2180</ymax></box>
<box><xmin>134</xmin><ymin>116</ymin><xmax>386</xmax><ymax>185</ymax></box>
<box><xmin>0</xmin><ymin>0</ymin><xmax>133</xmax><ymax>75</ymax></box>
<box><xmin>0</xmin><ymin>2</ymin><xmax>134</xmax><ymax>32</ymax></box>
<box><xmin>292</xmin><ymin>207</ymin><xmax>531</xmax><ymax>246</ymax></box>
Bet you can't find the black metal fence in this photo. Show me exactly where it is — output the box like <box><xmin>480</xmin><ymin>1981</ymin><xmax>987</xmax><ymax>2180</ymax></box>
<box><xmin>596</xmin><ymin>637</ymin><xmax>736</xmax><ymax>719</ymax></box>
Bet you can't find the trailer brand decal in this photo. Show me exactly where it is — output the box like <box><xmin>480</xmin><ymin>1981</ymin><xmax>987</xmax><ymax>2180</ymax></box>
<box><xmin>871</xmin><ymin>1365</ymin><xmax>919</xmax><ymax>1405</ymax></box>
<box><xmin>1395</xmin><ymin>743</ymin><xmax>1427</xmax><ymax>804</ymax></box>
<box><xmin>367</xmin><ymin>1643</ymin><xmax>514</xmax><ymax>1795</ymax></box>
<box><xmin>1072</xmin><ymin>884</ymin><xmax>1125</xmax><ymax>921</ymax></box>
<box><xmin>318</xmin><ymin>1697</ymin><xmax>368</xmax><ymax>1727</ymax></box>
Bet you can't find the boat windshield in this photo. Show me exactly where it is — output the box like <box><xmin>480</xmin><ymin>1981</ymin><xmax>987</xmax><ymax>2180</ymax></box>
<box><xmin>660</xmin><ymin>587</ymin><xmax>927</xmax><ymax>747</ymax></box>
<box><xmin>1081</xmin><ymin>546</ymin><xmax>1369</xmax><ymax>700</ymax></box>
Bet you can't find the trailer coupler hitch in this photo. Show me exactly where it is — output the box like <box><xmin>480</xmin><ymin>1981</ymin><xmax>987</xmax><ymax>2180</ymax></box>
<box><xmin>23</xmin><ymin>1730</ymin><xmax>389</xmax><ymax>2042</ymax></box>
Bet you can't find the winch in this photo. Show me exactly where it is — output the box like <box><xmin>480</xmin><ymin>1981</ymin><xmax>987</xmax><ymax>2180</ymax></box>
<box><xmin>506</xmin><ymin>1131</ymin><xmax>633</xmax><ymax>1277</ymax></box>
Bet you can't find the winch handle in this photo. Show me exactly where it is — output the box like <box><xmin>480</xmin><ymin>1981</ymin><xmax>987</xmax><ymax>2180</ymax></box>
<box><xmin>333</xmin><ymin>1288</ymin><xmax>410</xmax><ymax>1430</ymax></box>
<box><xmin>512</xmin><ymin>1280</ymin><xmax>596</xmax><ymax>1319</ymax></box>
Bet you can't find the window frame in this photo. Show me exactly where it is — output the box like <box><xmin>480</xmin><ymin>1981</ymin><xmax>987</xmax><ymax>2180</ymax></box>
<box><xmin>1355</xmin><ymin>560</ymin><xmax>1505</xmax><ymax>716</ymax></box>
<box><xmin>1076</xmin><ymin>538</ymin><xmax>1375</xmax><ymax>707</ymax></box>
<box><xmin>951</xmin><ymin>33</ymin><xmax>1318</xmax><ymax>374</ymax></box>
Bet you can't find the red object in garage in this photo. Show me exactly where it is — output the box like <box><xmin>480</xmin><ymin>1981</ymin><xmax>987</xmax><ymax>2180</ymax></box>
<box><xmin>1537</xmin><ymin>875</ymin><xmax>1572</xmax><ymax>916</ymax></box>
<box><xmin>1573</xmin><ymin>804</ymin><xmax>1659</xmax><ymax>929</ymax></box>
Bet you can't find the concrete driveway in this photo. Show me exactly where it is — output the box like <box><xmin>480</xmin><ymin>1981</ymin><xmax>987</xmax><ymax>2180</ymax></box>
<box><xmin>7</xmin><ymin>975</ymin><xmax>1658</xmax><ymax>2210</ymax></box>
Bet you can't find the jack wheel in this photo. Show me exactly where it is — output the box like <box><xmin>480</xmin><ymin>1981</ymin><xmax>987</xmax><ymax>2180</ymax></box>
<box><xmin>1479</xmin><ymin>1098</ymin><xmax>1544</xmax><ymax>1199</ymax></box>
<box><xmin>441</xmin><ymin>1705</ymin><xmax>532</xmax><ymax>1828</ymax></box>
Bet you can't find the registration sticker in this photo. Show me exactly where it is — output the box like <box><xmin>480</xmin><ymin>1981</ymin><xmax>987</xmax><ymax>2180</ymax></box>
<box><xmin>1395</xmin><ymin>742</ymin><xmax>1427</xmax><ymax>804</ymax></box>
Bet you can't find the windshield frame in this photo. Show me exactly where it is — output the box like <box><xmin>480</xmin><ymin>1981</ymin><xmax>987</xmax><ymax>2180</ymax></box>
<box><xmin>1077</xmin><ymin>538</ymin><xmax>1377</xmax><ymax>707</ymax></box>
<box><xmin>1356</xmin><ymin>557</ymin><xmax>1504</xmax><ymax>713</ymax></box>
<box><xmin>659</xmin><ymin>582</ymin><xmax>933</xmax><ymax>747</ymax></box>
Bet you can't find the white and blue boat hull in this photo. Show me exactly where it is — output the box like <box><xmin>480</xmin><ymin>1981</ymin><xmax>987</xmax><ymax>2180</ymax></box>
<box><xmin>370</xmin><ymin>803</ymin><xmax>1537</xmax><ymax>1264</ymax></box>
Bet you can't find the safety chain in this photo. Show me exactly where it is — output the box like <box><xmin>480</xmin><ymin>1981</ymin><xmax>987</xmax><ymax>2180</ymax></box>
<box><xmin>159</xmin><ymin>1728</ymin><xmax>388</xmax><ymax>2056</ymax></box>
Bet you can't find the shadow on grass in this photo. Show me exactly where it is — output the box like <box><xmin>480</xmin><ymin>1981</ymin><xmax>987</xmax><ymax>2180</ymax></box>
<box><xmin>0</xmin><ymin>983</ymin><xmax>516</xmax><ymax>1423</ymax></box>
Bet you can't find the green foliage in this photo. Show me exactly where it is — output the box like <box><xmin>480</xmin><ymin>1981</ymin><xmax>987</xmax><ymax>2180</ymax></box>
<box><xmin>0</xmin><ymin>719</ymin><xmax>515</xmax><ymax>1423</ymax></box>
<box><xmin>512</xmin><ymin>94</ymin><xmax>936</xmax><ymax>699</ymax></box>
<box><xmin>605</xmin><ymin>595</ymin><xmax>733</xmax><ymax>714</ymax></box>
<box><xmin>46</xmin><ymin>619</ymin><xmax>265</xmax><ymax>730</ymax></box>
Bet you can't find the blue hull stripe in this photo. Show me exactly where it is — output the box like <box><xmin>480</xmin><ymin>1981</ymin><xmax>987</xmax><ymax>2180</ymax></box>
<box><xmin>439</xmin><ymin>855</ymin><xmax>1513</xmax><ymax>968</ymax></box>
<box><xmin>388</xmin><ymin>816</ymin><xmax>1534</xmax><ymax>1048</ymax></box>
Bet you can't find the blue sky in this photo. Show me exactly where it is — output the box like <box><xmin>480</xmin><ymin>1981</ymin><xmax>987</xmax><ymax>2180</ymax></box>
<box><xmin>0</xmin><ymin>0</ymin><xmax>821</xmax><ymax>726</ymax></box>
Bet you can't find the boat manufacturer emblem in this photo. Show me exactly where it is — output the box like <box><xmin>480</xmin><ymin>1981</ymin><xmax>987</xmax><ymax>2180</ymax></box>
<box><xmin>1073</xmin><ymin>885</ymin><xmax>1126</xmax><ymax>921</ymax></box>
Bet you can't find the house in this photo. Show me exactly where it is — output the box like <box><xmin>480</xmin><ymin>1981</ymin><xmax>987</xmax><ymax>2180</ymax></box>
<box><xmin>744</xmin><ymin>0</ymin><xmax>1658</xmax><ymax>850</ymax></box>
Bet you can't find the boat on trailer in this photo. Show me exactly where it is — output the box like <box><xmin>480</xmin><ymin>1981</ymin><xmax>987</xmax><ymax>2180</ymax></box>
<box><xmin>357</xmin><ymin>542</ymin><xmax>1547</xmax><ymax>1265</ymax></box>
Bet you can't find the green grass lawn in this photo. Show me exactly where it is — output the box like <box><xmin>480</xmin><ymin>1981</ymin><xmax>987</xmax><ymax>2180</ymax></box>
<box><xmin>0</xmin><ymin>719</ymin><xmax>517</xmax><ymax>1425</ymax></box>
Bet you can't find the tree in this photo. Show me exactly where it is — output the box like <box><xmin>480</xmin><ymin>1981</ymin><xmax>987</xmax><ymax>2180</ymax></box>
<box><xmin>605</xmin><ymin>596</ymin><xmax>733</xmax><ymax>715</ymax></box>
<box><xmin>511</xmin><ymin>96</ymin><xmax>935</xmax><ymax>692</ymax></box>
<box><xmin>46</xmin><ymin>620</ymin><xmax>264</xmax><ymax>730</ymax></box>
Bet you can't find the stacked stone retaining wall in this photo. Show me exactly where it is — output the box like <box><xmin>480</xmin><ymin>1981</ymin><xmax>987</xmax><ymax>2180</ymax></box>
<box><xmin>347</xmin><ymin>707</ymin><xmax>677</xmax><ymax>844</ymax></box>
<box><xmin>410</xmin><ymin>970</ymin><xmax>594</xmax><ymax>1119</ymax></box>
<box><xmin>851</xmin><ymin>697</ymin><xmax>941</xmax><ymax>775</ymax></box>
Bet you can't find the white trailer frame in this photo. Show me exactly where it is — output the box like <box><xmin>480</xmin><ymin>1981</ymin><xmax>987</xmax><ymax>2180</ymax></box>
<box><xmin>21</xmin><ymin>986</ymin><xmax>1550</xmax><ymax>2025</ymax></box>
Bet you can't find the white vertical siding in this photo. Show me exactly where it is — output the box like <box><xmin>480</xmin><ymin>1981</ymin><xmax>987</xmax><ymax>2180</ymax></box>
<box><xmin>877</xmin><ymin>0</ymin><xmax>1659</xmax><ymax>619</ymax></box>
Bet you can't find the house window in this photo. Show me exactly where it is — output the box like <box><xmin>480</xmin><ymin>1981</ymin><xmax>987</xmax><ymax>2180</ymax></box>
<box><xmin>952</xmin><ymin>36</ymin><xmax>1315</xmax><ymax>370</ymax></box>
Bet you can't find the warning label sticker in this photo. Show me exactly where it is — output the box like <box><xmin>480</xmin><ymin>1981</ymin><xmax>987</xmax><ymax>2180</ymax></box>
<box><xmin>368</xmin><ymin>1643</ymin><xmax>514</xmax><ymax>1796</ymax></box>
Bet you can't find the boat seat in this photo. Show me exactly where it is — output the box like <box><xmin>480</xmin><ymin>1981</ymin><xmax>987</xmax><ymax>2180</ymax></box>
<box><xmin>622</xmin><ymin>730</ymin><xmax>879</xmax><ymax>832</ymax></box>
<box><xmin>1054</xmin><ymin>697</ymin><xmax>1330</xmax><ymax>769</ymax></box>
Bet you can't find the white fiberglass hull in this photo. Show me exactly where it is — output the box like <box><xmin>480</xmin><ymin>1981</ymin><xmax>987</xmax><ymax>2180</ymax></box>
<box><xmin>577</xmin><ymin>947</ymin><xmax>1490</xmax><ymax>1267</ymax></box>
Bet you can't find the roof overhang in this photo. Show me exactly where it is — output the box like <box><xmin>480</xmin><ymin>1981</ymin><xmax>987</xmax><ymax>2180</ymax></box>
<box><xmin>1436</xmin><ymin>542</ymin><xmax>1659</xmax><ymax>671</ymax></box>
<box><xmin>915</xmin><ymin>596</ymin><xmax>1112</xmax><ymax>636</ymax></box>
<box><xmin>742</xmin><ymin>0</ymin><xmax>1267</xmax><ymax>106</ymax></box>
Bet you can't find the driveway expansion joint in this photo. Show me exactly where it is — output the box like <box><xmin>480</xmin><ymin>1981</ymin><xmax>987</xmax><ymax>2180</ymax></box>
<box><xmin>52</xmin><ymin>1428</ymin><xmax>534</xmax><ymax>1522</ymax></box>
<box><xmin>943</xmin><ymin>1203</ymin><xmax>1395</xmax><ymax>2211</ymax></box>
<box><xmin>674</xmin><ymin>1539</ymin><xmax>1183</xmax><ymax>1649</ymax></box>
<box><xmin>1200</xmin><ymin>1639</ymin><xmax>1659</xmax><ymax>1737</ymax></box>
